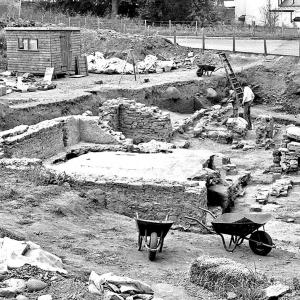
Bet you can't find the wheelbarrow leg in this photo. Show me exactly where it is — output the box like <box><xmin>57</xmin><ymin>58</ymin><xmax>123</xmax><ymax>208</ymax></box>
<box><xmin>159</xmin><ymin>233</ymin><xmax>164</xmax><ymax>253</ymax></box>
<box><xmin>219</xmin><ymin>234</ymin><xmax>241</xmax><ymax>253</ymax></box>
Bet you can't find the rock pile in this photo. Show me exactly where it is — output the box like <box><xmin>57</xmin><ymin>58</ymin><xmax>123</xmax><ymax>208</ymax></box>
<box><xmin>226</xmin><ymin>117</ymin><xmax>248</xmax><ymax>139</ymax></box>
<box><xmin>255</xmin><ymin>115</ymin><xmax>274</xmax><ymax>146</ymax></box>
<box><xmin>193</xmin><ymin>105</ymin><xmax>234</xmax><ymax>144</ymax></box>
<box><xmin>270</xmin><ymin>125</ymin><xmax>300</xmax><ymax>172</ymax></box>
<box><xmin>99</xmin><ymin>98</ymin><xmax>172</xmax><ymax>144</ymax></box>
<box><xmin>87</xmin><ymin>52</ymin><xmax>176</xmax><ymax>74</ymax></box>
<box><xmin>270</xmin><ymin>178</ymin><xmax>293</xmax><ymax>197</ymax></box>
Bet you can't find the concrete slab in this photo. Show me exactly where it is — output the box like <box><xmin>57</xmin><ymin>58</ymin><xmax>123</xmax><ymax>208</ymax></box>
<box><xmin>50</xmin><ymin>149</ymin><xmax>213</xmax><ymax>182</ymax></box>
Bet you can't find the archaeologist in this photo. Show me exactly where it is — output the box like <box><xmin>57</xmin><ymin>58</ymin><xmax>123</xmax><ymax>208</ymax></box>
<box><xmin>242</xmin><ymin>84</ymin><xmax>255</xmax><ymax>130</ymax></box>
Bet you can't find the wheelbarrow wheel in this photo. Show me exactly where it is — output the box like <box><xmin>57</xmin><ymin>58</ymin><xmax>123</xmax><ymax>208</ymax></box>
<box><xmin>196</xmin><ymin>68</ymin><xmax>204</xmax><ymax>77</ymax></box>
<box><xmin>249</xmin><ymin>231</ymin><xmax>273</xmax><ymax>256</ymax></box>
<box><xmin>148</xmin><ymin>232</ymin><xmax>158</xmax><ymax>261</ymax></box>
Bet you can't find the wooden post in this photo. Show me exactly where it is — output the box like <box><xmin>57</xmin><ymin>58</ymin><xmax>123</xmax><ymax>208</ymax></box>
<box><xmin>264</xmin><ymin>37</ymin><xmax>267</xmax><ymax>56</ymax></box>
<box><xmin>68</xmin><ymin>17</ymin><xmax>70</xmax><ymax>27</ymax></box>
<box><xmin>84</xmin><ymin>17</ymin><xmax>87</xmax><ymax>28</ymax></box>
<box><xmin>130</xmin><ymin>50</ymin><xmax>137</xmax><ymax>81</ymax></box>
<box><xmin>202</xmin><ymin>28</ymin><xmax>205</xmax><ymax>53</ymax></box>
<box><xmin>147</xmin><ymin>25</ymin><xmax>150</xmax><ymax>36</ymax></box>
<box><xmin>169</xmin><ymin>20</ymin><xmax>172</xmax><ymax>35</ymax></box>
<box><xmin>298</xmin><ymin>29</ymin><xmax>300</xmax><ymax>57</ymax></box>
<box><xmin>233</xmin><ymin>31</ymin><xmax>236</xmax><ymax>53</ymax></box>
<box><xmin>144</xmin><ymin>20</ymin><xmax>147</xmax><ymax>31</ymax></box>
<box><xmin>173</xmin><ymin>29</ymin><xmax>177</xmax><ymax>44</ymax></box>
<box><xmin>195</xmin><ymin>21</ymin><xmax>198</xmax><ymax>36</ymax></box>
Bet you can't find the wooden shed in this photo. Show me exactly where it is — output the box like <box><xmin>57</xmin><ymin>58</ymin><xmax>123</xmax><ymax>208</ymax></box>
<box><xmin>5</xmin><ymin>27</ymin><xmax>86</xmax><ymax>75</ymax></box>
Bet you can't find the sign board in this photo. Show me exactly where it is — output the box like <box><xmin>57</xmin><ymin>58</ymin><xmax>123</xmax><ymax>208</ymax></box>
<box><xmin>43</xmin><ymin>67</ymin><xmax>54</xmax><ymax>83</ymax></box>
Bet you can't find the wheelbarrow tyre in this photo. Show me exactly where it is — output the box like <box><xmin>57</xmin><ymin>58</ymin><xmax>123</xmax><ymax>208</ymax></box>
<box><xmin>196</xmin><ymin>68</ymin><xmax>204</xmax><ymax>77</ymax></box>
<box><xmin>148</xmin><ymin>232</ymin><xmax>158</xmax><ymax>261</ymax></box>
<box><xmin>249</xmin><ymin>231</ymin><xmax>273</xmax><ymax>256</ymax></box>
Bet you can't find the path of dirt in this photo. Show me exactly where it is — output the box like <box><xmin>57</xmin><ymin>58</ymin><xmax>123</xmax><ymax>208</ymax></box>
<box><xmin>0</xmin><ymin>168</ymin><xmax>299</xmax><ymax>300</ymax></box>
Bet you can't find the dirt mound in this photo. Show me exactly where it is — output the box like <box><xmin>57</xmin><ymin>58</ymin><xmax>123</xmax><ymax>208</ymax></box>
<box><xmin>237</xmin><ymin>56</ymin><xmax>300</xmax><ymax>113</ymax></box>
<box><xmin>81</xmin><ymin>28</ymin><xmax>216</xmax><ymax>64</ymax></box>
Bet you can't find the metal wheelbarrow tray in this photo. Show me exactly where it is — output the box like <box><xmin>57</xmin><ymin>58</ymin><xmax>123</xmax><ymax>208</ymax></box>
<box><xmin>135</xmin><ymin>213</ymin><xmax>173</xmax><ymax>261</ymax></box>
<box><xmin>186</xmin><ymin>209</ymin><xmax>275</xmax><ymax>256</ymax></box>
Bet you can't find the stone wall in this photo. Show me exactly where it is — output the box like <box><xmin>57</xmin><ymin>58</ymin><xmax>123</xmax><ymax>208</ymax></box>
<box><xmin>1</xmin><ymin>116</ymin><xmax>126</xmax><ymax>159</ymax></box>
<box><xmin>2</xmin><ymin>120</ymin><xmax>65</xmax><ymax>159</ymax></box>
<box><xmin>99</xmin><ymin>98</ymin><xmax>172</xmax><ymax>144</ymax></box>
<box><xmin>271</xmin><ymin>125</ymin><xmax>300</xmax><ymax>173</ymax></box>
<box><xmin>44</xmin><ymin>166</ymin><xmax>208</xmax><ymax>225</ymax></box>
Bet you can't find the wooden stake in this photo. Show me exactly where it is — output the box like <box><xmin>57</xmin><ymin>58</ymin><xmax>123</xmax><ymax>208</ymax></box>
<box><xmin>233</xmin><ymin>31</ymin><xmax>236</xmax><ymax>53</ymax></box>
<box><xmin>202</xmin><ymin>28</ymin><xmax>205</xmax><ymax>53</ymax></box>
<box><xmin>264</xmin><ymin>37</ymin><xmax>267</xmax><ymax>56</ymax></box>
<box><xmin>130</xmin><ymin>50</ymin><xmax>137</xmax><ymax>81</ymax></box>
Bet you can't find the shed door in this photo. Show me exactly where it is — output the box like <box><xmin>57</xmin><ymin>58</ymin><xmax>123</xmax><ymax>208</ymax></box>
<box><xmin>60</xmin><ymin>33</ymin><xmax>72</xmax><ymax>72</ymax></box>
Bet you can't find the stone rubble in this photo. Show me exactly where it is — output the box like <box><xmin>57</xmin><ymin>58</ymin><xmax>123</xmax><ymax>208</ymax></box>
<box><xmin>263</xmin><ymin>283</ymin><xmax>290</xmax><ymax>299</ymax></box>
<box><xmin>192</xmin><ymin>105</ymin><xmax>237</xmax><ymax>144</ymax></box>
<box><xmin>270</xmin><ymin>125</ymin><xmax>300</xmax><ymax>173</ymax></box>
<box><xmin>226</xmin><ymin>117</ymin><xmax>248</xmax><ymax>138</ymax></box>
<box><xmin>255</xmin><ymin>115</ymin><xmax>274</xmax><ymax>145</ymax></box>
<box><xmin>136</xmin><ymin>140</ymin><xmax>176</xmax><ymax>153</ymax></box>
<box><xmin>253</xmin><ymin>178</ymin><xmax>293</xmax><ymax>207</ymax></box>
<box><xmin>270</xmin><ymin>178</ymin><xmax>293</xmax><ymax>197</ymax></box>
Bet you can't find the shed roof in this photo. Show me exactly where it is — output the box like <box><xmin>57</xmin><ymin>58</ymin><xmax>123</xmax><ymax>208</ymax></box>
<box><xmin>5</xmin><ymin>27</ymin><xmax>81</xmax><ymax>31</ymax></box>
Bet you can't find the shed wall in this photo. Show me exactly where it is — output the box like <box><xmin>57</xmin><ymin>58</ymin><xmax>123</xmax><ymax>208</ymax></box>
<box><xmin>50</xmin><ymin>31</ymin><xmax>81</xmax><ymax>74</ymax></box>
<box><xmin>6</xmin><ymin>31</ymin><xmax>52</xmax><ymax>74</ymax></box>
<box><xmin>6</xmin><ymin>29</ymin><xmax>81</xmax><ymax>74</ymax></box>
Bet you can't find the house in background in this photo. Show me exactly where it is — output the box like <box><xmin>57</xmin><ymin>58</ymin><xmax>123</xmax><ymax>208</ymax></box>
<box><xmin>235</xmin><ymin>0</ymin><xmax>300</xmax><ymax>27</ymax></box>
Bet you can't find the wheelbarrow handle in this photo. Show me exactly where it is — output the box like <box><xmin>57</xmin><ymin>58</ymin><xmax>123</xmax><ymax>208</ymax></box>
<box><xmin>184</xmin><ymin>216</ymin><xmax>215</xmax><ymax>234</ymax></box>
<box><xmin>198</xmin><ymin>207</ymin><xmax>217</xmax><ymax>219</ymax></box>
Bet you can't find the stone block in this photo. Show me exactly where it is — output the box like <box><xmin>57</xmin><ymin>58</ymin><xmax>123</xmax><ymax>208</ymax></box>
<box><xmin>287</xmin><ymin>141</ymin><xmax>300</xmax><ymax>152</ymax></box>
<box><xmin>286</xmin><ymin>126</ymin><xmax>300</xmax><ymax>141</ymax></box>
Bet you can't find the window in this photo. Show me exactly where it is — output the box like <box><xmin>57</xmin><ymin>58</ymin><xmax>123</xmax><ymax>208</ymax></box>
<box><xmin>18</xmin><ymin>38</ymin><xmax>38</xmax><ymax>51</ymax></box>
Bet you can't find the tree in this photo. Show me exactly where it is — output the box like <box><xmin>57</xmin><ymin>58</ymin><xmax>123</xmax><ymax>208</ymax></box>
<box><xmin>111</xmin><ymin>0</ymin><xmax>120</xmax><ymax>17</ymax></box>
<box><xmin>189</xmin><ymin>0</ymin><xmax>221</xmax><ymax>26</ymax></box>
<box><xmin>261</xmin><ymin>0</ymin><xmax>279</xmax><ymax>31</ymax></box>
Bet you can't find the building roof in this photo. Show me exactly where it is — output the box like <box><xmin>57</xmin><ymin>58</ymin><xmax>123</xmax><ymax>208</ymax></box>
<box><xmin>5</xmin><ymin>27</ymin><xmax>81</xmax><ymax>31</ymax></box>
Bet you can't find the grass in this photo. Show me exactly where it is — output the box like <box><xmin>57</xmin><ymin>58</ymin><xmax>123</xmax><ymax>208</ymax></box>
<box><xmin>192</xmin><ymin>269</ymin><xmax>266</xmax><ymax>300</ymax></box>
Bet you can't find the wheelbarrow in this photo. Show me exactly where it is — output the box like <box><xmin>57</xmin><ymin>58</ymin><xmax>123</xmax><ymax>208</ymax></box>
<box><xmin>185</xmin><ymin>208</ymin><xmax>275</xmax><ymax>256</ymax></box>
<box><xmin>135</xmin><ymin>213</ymin><xmax>173</xmax><ymax>261</ymax></box>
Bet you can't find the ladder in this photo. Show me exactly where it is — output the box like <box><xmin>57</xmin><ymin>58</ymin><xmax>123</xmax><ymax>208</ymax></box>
<box><xmin>218</xmin><ymin>52</ymin><xmax>244</xmax><ymax>110</ymax></box>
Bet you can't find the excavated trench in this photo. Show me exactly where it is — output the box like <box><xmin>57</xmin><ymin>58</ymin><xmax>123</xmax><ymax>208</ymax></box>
<box><xmin>0</xmin><ymin>76</ymin><xmax>227</xmax><ymax>131</ymax></box>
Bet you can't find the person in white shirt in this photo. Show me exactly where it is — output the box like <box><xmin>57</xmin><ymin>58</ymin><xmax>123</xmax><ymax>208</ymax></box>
<box><xmin>242</xmin><ymin>85</ymin><xmax>255</xmax><ymax>129</ymax></box>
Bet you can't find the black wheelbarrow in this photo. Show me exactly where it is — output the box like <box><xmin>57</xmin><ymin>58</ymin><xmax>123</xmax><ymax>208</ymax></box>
<box><xmin>185</xmin><ymin>208</ymin><xmax>275</xmax><ymax>256</ymax></box>
<box><xmin>135</xmin><ymin>213</ymin><xmax>173</xmax><ymax>261</ymax></box>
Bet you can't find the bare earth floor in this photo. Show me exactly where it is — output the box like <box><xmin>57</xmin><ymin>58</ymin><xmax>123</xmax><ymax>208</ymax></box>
<box><xmin>1</xmin><ymin>169</ymin><xmax>300</xmax><ymax>300</ymax></box>
<box><xmin>50</xmin><ymin>149</ymin><xmax>213</xmax><ymax>182</ymax></box>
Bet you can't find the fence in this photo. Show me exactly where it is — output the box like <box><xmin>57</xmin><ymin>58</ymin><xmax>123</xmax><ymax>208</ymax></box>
<box><xmin>1</xmin><ymin>6</ymin><xmax>300</xmax><ymax>39</ymax></box>
<box><xmin>169</xmin><ymin>31</ymin><xmax>300</xmax><ymax>57</ymax></box>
